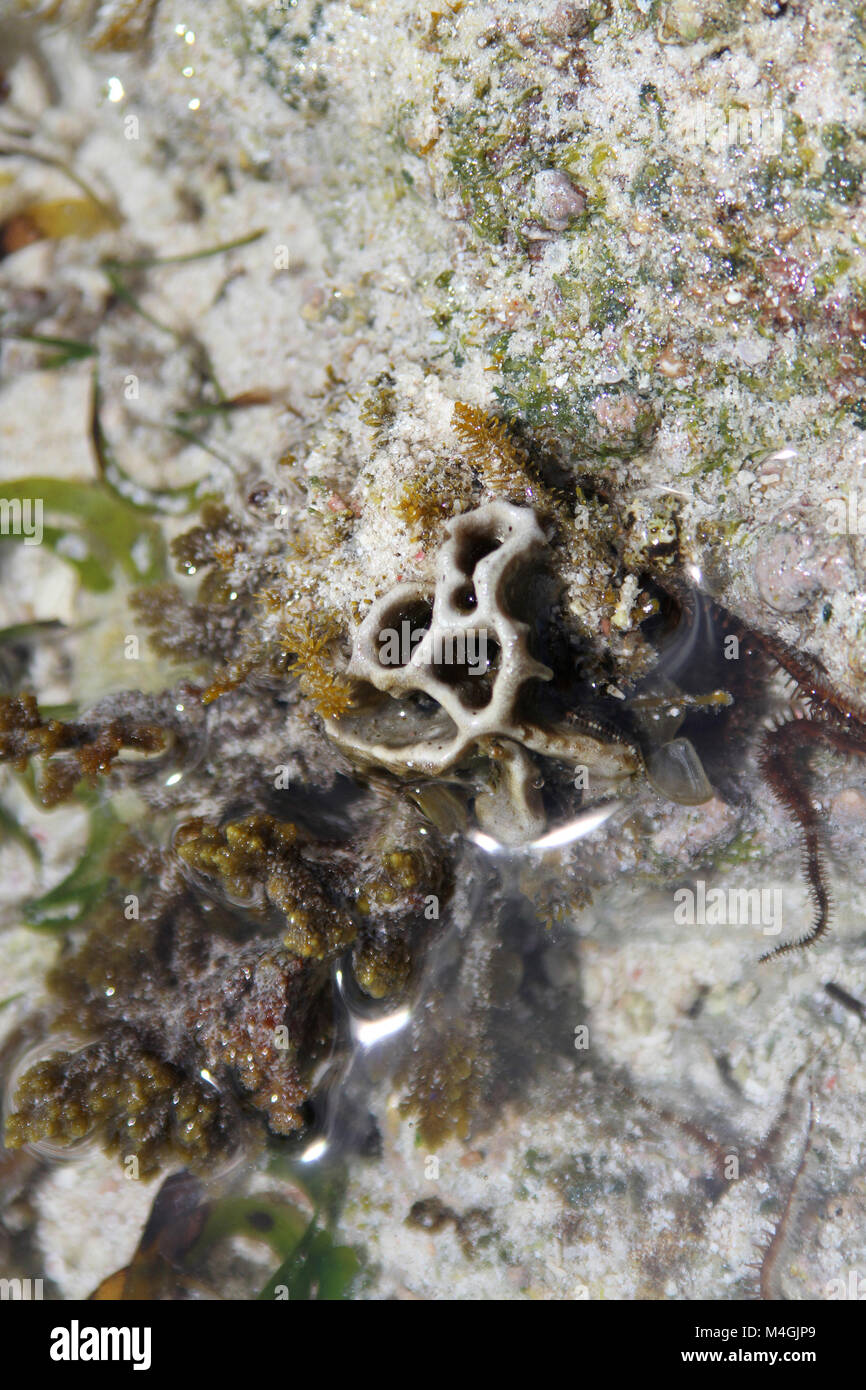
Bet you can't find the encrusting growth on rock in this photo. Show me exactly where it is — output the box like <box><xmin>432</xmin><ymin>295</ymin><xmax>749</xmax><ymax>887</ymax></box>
<box><xmin>0</xmin><ymin>693</ymin><xmax>165</xmax><ymax>806</ymax></box>
<box><xmin>452</xmin><ymin>401</ymin><xmax>558</xmax><ymax>511</ymax></box>
<box><xmin>6</xmin><ymin>802</ymin><xmax>452</xmax><ymax>1171</ymax></box>
<box><xmin>277</xmin><ymin>613</ymin><xmax>357</xmax><ymax>720</ymax></box>
<box><xmin>174</xmin><ymin>813</ymin><xmax>357</xmax><ymax>960</ymax></box>
<box><xmin>3</xmin><ymin>398</ymin><xmax>864</xmax><ymax>1175</ymax></box>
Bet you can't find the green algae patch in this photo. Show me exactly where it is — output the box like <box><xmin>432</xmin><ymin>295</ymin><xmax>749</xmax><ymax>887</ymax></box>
<box><xmin>0</xmin><ymin>478</ymin><xmax>167</xmax><ymax>592</ymax></box>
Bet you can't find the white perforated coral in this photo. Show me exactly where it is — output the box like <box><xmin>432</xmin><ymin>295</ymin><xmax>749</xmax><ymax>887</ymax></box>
<box><xmin>325</xmin><ymin>502</ymin><xmax>637</xmax><ymax>843</ymax></box>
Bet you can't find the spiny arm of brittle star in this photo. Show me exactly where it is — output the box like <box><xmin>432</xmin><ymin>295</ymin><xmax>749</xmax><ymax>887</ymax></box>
<box><xmin>613</xmin><ymin>1060</ymin><xmax>809</xmax><ymax>1191</ymax></box>
<box><xmin>735</xmin><ymin>621</ymin><xmax>866</xmax><ymax>732</ymax></box>
<box><xmin>758</xmin><ymin>720</ymin><xmax>866</xmax><ymax>961</ymax></box>
<box><xmin>649</xmin><ymin>569</ymin><xmax>866</xmax><ymax>731</ymax></box>
<box><xmin>757</xmin><ymin>1095</ymin><xmax>814</xmax><ymax>1301</ymax></box>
